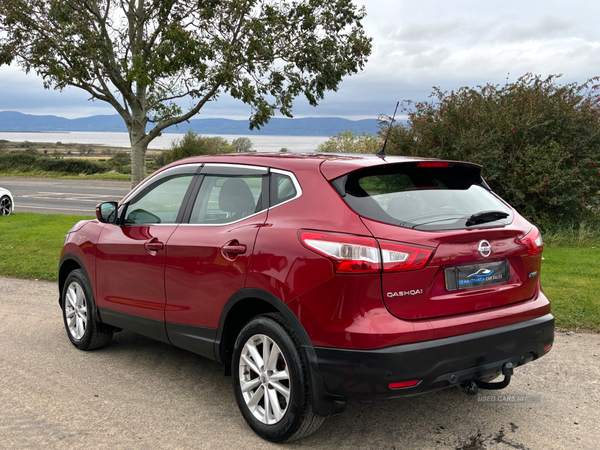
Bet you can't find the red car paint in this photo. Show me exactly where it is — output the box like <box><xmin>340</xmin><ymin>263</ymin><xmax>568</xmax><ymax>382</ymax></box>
<box><xmin>61</xmin><ymin>154</ymin><xmax>550</xmax><ymax>354</ymax></box>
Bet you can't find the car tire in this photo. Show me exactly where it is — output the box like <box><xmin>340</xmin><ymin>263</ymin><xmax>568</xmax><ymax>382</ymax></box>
<box><xmin>0</xmin><ymin>195</ymin><xmax>12</xmax><ymax>216</ymax></box>
<box><xmin>62</xmin><ymin>269</ymin><xmax>112</xmax><ymax>350</ymax></box>
<box><xmin>232</xmin><ymin>313</ymin><xmax>324</xmax><ymax>442</ymax></box>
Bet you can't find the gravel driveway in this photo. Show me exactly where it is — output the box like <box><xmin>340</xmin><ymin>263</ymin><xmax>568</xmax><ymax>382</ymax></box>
<box><xmin>1</xmin><ymin>276</ymin><xmax>598</xmax><ymax>449</ymax></box>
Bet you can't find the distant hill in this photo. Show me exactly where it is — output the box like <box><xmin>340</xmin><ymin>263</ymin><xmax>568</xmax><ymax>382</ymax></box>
<box><xmin>0</xmin><ymin>111</ymin><xmax>381</xmax><ymax>136</ymax></box>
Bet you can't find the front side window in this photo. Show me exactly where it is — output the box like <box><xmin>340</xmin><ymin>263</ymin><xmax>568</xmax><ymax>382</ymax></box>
<box><xmin>190</xmin><ymin>175</ymin><xmax>265</xmax><ymax>224</ymax></box>
<box><xmin>124</xmin><ymin>174</ymin><xmax>194</xmax><ymax>225</ymax></box>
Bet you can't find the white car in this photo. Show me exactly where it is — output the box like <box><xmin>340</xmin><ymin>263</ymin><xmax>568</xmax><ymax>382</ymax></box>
<box><xmin>0</xmin><ymin>187</ymin><xmax>14</xmax><ymax>215</ymax></box>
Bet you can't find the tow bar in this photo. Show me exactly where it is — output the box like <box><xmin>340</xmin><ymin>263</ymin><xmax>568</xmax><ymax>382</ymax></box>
<box><xmin>464</xmin><ymin>362</ymin><xmax>514</xmax><ymax>396</ymax></box>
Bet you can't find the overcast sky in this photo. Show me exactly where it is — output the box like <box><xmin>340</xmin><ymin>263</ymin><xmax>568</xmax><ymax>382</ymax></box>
<box><xmin>1</xmin><ymin>0</ymin><xmax>599</xmax><ymax>120</ymax></box>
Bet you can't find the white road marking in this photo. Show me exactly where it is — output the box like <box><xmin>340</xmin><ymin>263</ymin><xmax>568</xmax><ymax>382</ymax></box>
<box><xmin>17</xmin><ymin>205</ymin><xmax>92</xmax><ymax>212</ymax></box>
<box><xmin>20</xmin><ymin>192</ymin><xmax>120</xmax><ymax>202</ymax></box>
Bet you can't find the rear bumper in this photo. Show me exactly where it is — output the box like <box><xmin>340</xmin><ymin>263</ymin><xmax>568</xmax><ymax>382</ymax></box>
<box><xmin>314</xmin><ymin>313</ymin><xmax>554</xmax><ymax>401</ymax></box>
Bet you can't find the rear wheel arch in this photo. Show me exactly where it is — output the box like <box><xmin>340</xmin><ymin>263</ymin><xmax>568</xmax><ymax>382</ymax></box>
<box><xmin>215</xmin><ymin>288</ymin><xmax>346</xmax><ymax>417</ymax></box>
<box><xmin>215</xmin><ymin>289</ymin><xmax>292</xmax><ymax>366</ymax></box>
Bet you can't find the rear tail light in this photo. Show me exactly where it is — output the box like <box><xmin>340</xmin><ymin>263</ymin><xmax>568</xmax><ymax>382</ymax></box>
<box><xmin>299</xmin><ymin>231</ymin><xmax>434</xmax><ymax>273</ymax></box>
<box><xmin>519</xmin><ymin>226</ymin><xmax>543</xmax><ymax>255</ymax></box>
<box><xmin>300</xmin><ymin>231</ymin><xmax>380</xmax><ymax>273</ymax></box>
<box><xmin>380</xmin><ymin>241</ymin><xmax>433</xmax><ymax>272</ymax></box>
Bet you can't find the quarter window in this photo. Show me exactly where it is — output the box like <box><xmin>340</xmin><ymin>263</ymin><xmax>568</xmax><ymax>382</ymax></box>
<box><xmin>124</xmin><ymin>175</ymin><xmax>194</xmax><ymax>225</ymax></box>
<box><xmin>270</xmin><ymin>173</ymin><xmax>297</xmax><ymax>207</ymax></box>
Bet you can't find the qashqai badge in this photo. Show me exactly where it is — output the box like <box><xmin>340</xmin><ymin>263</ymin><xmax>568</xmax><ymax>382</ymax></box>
<box><xmin>478</xmin><ymin>240</ymin><xmax>492</xmax><ymax>258</ymax></box>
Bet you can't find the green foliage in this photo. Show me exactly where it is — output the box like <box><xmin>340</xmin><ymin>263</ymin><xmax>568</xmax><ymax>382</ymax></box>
<box><xmin>107</xmin><ymin>152</ymin><xmax>132</xmax><ymax>174</ymax></box>
<box><xmin>317</xmin><ymin>129</ymin><xmax>381</xmax><ymax>154</ymax></box>
<box><xmin>161</xmin><ymin>131</ymin><xmax>235</xmax><ymax>165</ymax></box>
<box><xmin>383</xmin><ymin>74</ymin><xmax>600</xmax><ymax>228</ymax></box>
<box><xmin>0</xmin><ymin>150</ymin><xmax>107</xmax><ymax>175</ymax></box>
<box><xmin>1</xmin><ymin>0</ymin><xmax>371</xmax><ymax>186</ymax></box>
<box><xmin>232</xmin><ymin>137</ymin><xmax>254</xmax><ymax>153</ymax></box>
<box><xmin>279</xmin><ymin>148</ymin><xmax>290</xmax><ymax>153</ymax></box>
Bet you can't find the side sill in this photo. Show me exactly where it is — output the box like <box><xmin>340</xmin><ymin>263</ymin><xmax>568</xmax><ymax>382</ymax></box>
<box><xmin>99</xmin><ymin>307</ymin><xmax>170</xmax><ymax>344</ymax></box>
<box><xmin>166</xmin><ymin>322</ymin><xmax>217</xmax><ymax>360</ymax></box>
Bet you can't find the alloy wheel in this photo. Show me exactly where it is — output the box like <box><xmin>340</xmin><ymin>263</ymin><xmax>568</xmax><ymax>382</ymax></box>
<box><xmin>65</xmin><ymin>281</ymin><xmax>88</xmax><ymax>340</ymax></box>
<box><xmin>0</xmin><ymin>197</ymin><xmax>11</xmax><ymax>215</ymax></box>
<box><xmin>239</xmin><ymin>334</ymin><xmax>291</xmax><ymax>425</ymax></box>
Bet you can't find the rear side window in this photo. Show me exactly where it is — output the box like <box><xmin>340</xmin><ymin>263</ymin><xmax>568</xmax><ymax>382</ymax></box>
<box><xmin>190</xmin><ymin>175</ymin><xmax>265</xmax><ymax>224</ymax></box>
<box><xmin>338</xmin><ymin>164</ymin><xmax>512</xmax><ymax>231</ymax></box>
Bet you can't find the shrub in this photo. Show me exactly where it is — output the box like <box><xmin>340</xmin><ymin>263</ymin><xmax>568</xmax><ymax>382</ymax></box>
<box><xmin>160</xmin><ymin>130</ymin><xmax>235</xmax><ymax>165</ymax></box>
<box><xmin>36</xmin><ymin>157</ymin><xmax>107</xmax><ymax>174</ymax></box>
<box><xmin>0</xmin><ymin>151</ymin><xmax>38</xmax><ymax>169</ymax></box>
<box><xmin>0</xmin><ymin>150</ymin><xmax>107</xmax><ymax>174</ymax></box>
<box><xmin>382</xmin><ymin>74</ymin><xmax>600</xmax><ymax>229</ymax></box>
<box><xmin>316</xmin><ymin>129</ymin><xmax>381</xmax><ymax>154</ymax></box>
<box><xmin>107</xmin><ymin>152</ymin><xmax>132</xmax><ymax>174</ymax></box>
<box><xmin>232</xmin><ymin>137</ymin><xmax>254</xmax><ymax>153</ymax></box>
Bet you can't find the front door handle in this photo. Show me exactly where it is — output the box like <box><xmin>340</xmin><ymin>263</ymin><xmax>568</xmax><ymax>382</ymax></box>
<box><xmin>145</xmin><ymin>238</ymin><xmax>164</xmax><ymax>252</ymax></box>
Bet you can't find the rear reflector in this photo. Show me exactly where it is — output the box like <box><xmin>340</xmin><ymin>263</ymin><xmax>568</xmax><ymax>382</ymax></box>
<box><xmin>389</xmin><ymin>380</ymin><xmax>421</xmax><ymax>389</ymax></box>
<box><xmin>544</xmin><ymin>344</ymin><xmax>552</xmax><ymax>352</ymax></box>
<box><xmin>417</xmin><ymin>161</ymin><xmax>449</xmax><ymax>168</ymax></box>
<box><xmin>300</xmin><ymin>231</ymin><xmax>380</xmax><ymax>273</ymax></box>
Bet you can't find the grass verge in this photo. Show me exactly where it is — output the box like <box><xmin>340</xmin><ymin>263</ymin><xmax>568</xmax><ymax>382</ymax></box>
<box><xmin>0</xmin><ymin>212</ymin><xmax>93</xmax><ymax>281</ymax></box>
<box><xmin>0</xmin><ymin>169</ymin><xmax>131</xmax><ymax>181</ymax></box>
<box><xmin>541</xmin><ymin>247</ymin><xmax>600</xmax><ymax>331</ymax></box>
<box><xmin>0</xmin><ymin>213</ymin><xmax>598</xmax><ymax>331</ymax></box>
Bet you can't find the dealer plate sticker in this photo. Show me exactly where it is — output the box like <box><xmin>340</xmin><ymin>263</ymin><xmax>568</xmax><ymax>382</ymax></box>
<box><xmin>444</xmin><ymin>260</ymin><xmax>511</xmax><ymax>291</ymax></box>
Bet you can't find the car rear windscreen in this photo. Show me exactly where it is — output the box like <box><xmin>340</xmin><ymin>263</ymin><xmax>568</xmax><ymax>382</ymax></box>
<box><xmin>334</xmin><ymin>163</ymin><xmax>513</xmax><ymax>231</ymax></box>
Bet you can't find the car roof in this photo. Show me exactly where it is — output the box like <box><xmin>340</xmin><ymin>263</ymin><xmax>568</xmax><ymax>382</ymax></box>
<box><xmin>167</xmin><ymin>152</ymin><xmax>474</xmax><ymax>180</ymax></box>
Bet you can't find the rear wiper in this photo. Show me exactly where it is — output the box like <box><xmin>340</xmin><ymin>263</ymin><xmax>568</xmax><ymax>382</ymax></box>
<box><xmin>466</xmin><ymin>210</ymin><xmax>509</xmax><ymax>226</ymax></box>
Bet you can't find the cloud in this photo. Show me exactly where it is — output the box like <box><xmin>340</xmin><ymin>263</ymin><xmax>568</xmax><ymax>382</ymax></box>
<box><xmin>500</xmin><ymin>14</ymin><xmax>576</xmax><ymax>42</ymax></box>
<box><xmin>2</xmin><ymin>0</ymin><xmax>600</xmax><ymax>120</ymax></box>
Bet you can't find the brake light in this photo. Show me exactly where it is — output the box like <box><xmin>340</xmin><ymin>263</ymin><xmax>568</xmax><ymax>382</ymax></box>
<box><xmin>299</xmin><ymin>232</ymin><xmax>434</xmax><ymax>273</ymax></box>
<box><xmin>380</xmin><ymin>241</ymin><xmax>433</xmax><ymax>272</ymax></box>
<box><xmin>300</xmin><ymin>231</ymin><xmax>380</xmax><ymax>273</ymax></box>
<box><xmin>519</xmin><ymin>226</ymin><xmax>543</xmax><ymax>255</ymax></box>
<box><xmin>417</xmin><ymin>161</ymin><xmax>449</xmax><ymax>168</ymax></box>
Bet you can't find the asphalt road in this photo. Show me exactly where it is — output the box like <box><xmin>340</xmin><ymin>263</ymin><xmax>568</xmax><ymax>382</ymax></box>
<box><xmin>1</xmin><ymin>276</ymin><xmax>599</xmax><ymax>450</ymax></box>
<box><xmin>0</xmin><ymin>177</ymin><xmax>130</xmax><ymax>215</ymax></box>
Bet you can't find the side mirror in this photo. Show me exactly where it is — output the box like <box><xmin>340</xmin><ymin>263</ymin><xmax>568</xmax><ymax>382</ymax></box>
<box><xmin>96</xmin><ymin>202</ymin><xmax>119</xmax><ymax>224</ymax></box>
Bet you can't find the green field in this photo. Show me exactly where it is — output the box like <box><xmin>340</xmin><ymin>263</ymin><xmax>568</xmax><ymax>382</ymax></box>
<box><xmin>0</xmin><ymin>212</ymin><xmax>598</xmax><ymax>331</ymax></box>
<box><xmin>0</xmin><ymin>213</ymin><xmax>93</xmax><ymax>280</ymax></box>
<box><xmin>541</xmin><ymin>247</ymin><xmax>600</xmax><ymax>331</ymax></box>
<box><xmin>0</xmin><ymin>168</ymin><xmax>131</xmax><ymax>181</ymax></box>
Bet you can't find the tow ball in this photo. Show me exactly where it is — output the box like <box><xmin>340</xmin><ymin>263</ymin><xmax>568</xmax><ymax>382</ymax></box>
<box><xmin>464</xmin><ymin>362</ymin><xmax>514</xmax><ymax>396</ymax></box>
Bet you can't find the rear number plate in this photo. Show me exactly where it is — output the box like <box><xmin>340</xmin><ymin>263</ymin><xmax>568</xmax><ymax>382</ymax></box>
<box><xmin>445</xmin><ymin>260</ymin><xmax>511</xmax><ymax>291</ymax></box>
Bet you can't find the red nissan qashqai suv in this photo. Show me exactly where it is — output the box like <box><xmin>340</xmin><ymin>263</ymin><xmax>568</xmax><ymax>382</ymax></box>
<box><xmin>59</xmin><ymin>153</ymin><xmax>554</xmax><ymax>442</ymax></box>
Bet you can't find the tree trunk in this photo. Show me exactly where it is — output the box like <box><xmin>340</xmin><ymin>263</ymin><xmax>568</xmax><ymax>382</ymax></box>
<box><xmin>129</xmin><ymin>119</ymin><xmax>148</xmax><ymax>189</ymax></box>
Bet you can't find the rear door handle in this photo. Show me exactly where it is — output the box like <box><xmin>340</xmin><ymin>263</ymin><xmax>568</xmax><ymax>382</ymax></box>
<box><xmin>145</xmin><ymin>238</ymin><xmax>164</xmax><ymax>252</ymax></box>
<box><xmin>222</xmin><ymin>243</ymin><xmax>247</xmax><ymax>255</ymax></box>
